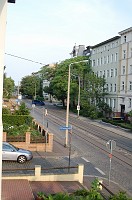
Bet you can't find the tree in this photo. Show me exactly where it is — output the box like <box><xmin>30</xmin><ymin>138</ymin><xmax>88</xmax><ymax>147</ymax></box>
<box><xmin>20</xmin><ymin>75</ymin><xmax>43</xmax><ymax>99</ymax></box>
<box><xmin>3</xmin><ymin>77</ymin><xmax>15</xmax><ymax>98</ymax></box>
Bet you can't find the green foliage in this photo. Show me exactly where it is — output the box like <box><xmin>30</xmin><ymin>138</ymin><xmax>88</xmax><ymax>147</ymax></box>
<box><xmin>2</xmin><ymin>107</ymin><xmax>11</xmax><ymax>115</ymax></box>
<box><xmin>14</xmin><ymin>103</ymin><xmax>30</xmax><ymax>115</ymax></box>
<box><xmin>73</xmin><ymin>189</ymin><xmax>89</xmax><ymax>197</ymax></box>
<box><xmin>3</xmin><ymin>77</ymin><xmax>15</xmax><ymax>98</ymax></box>
<box><xmin>37</xmin><ymin>191</ymin><xmax>47</xmax><ymax>199</ymax></box>
<box><xmin>20</xmin><ymin>75</ymin><xmax>43</xmax><ymax>98</ymax></box>
<box><xmin>128</xmin><ymin>110</ymin><xmax>132</xmax><ymax>117</ymax></box>
<box><xmin>97</xmin><ymin>101</ymin><xmax>112</xmax><ymax>116</ymax></box>
<box><xmin>2</xmin><ymin>114</ymin><xmax>32</xmax><ymax>126</ymax></box>
<box><xmin>109</xmin><ymin>191</ymin><xmax>132</xmax><ymax>200</ymax></box>
<box><xmin>14</xmin><ymin>102</ymin><xmax>30</xmax><ymax>115</ymax></box>
<box><xmin>34</xmin><ymin>178</ymin><xmax>131</xmax><ymax>200</ymax></box>
<box><xmin>3</xmin><ymin>123</ymin><xmax>29</xmax><ymax>136</ymax></box>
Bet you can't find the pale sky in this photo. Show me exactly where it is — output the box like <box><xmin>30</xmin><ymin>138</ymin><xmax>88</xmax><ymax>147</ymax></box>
<box><xmin>5</xmin><ymin>0</ymin><xmax>132</xmax><ymax>84</ymax></box>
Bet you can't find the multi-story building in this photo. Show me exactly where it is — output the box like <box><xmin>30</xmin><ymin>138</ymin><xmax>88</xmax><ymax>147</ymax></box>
<box><xmin>118</xmin><ymin>27</ymin><xmax>132</xmax><ymax>116</ymax></box>
<box><xmin>91</xmin><ymin>36</ymin><xmax>121</xmax><ymax>116</ymax></box>
<box><xmin>71</xmin><ymin>27</ymin><xmax>132</xmax><ymax>116</ymax></box>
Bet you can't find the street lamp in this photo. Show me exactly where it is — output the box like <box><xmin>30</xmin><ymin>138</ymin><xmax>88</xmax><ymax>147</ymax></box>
<box><xmin>77</xmin><ymin>75</ymin><xmax>80</xmax><ymax>118</ymax></box>
<box><xmin>65</xmin><ymin>60</ymin><xmax>88</xmax><ymax>147</ymax></box>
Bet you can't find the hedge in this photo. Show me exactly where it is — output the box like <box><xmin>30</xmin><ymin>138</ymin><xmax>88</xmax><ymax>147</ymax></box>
<box><xmin>2</xmin><ymin>114</ymin><xmax>33</xmax><ymax>126</ymax></box>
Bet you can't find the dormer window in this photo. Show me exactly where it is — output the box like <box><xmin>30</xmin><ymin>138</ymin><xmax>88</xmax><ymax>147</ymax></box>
<box><xmin>8</xmin><ymin>0</ymin><xmax>15</xmax><ymax>2</ymax></box>
<box><xmin>124</xmin><ymin>35</ymin><xmax>126</xmax><ymax>43</ymax></box>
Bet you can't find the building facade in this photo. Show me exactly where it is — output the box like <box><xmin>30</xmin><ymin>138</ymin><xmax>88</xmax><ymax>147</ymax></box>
<box><xmin>71</xmin><ymin>27</ymin><xmax>132</xmax><ymax>116</ymax></box>
<box><xmin>90</xmin><ymin>27</ymin><xmax>132</xmax><ymax>116</ymax></box>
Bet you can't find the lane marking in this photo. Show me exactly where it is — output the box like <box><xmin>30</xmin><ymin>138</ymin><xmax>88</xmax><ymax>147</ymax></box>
<box><xmin>81</xmin><ymin>157</ymin><xmax>90</xmax><ymax>162</ymax></box>
<box><xmin>95</xmin><ymin>167</ymin><xmax>105</xmax><ymax>175</ymax></box>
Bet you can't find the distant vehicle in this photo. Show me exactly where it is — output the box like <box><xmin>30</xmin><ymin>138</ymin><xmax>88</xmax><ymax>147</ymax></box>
<box><xmin>32</xmin><ymin>100</ymin><xmax>45</xmax><ymax>106</ymax></box>
<box><xmin>2</xmin><ymin>142</ymin><xmax>33</xmax><ymax>164</ymax></box>
<box><xmin>54</xmin><ymin>102</ymin><xmax>63</xmax><ymax>107</ymax></box>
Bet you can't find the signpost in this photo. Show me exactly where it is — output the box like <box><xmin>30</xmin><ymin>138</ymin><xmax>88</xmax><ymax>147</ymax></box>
<box><xmin>60</xmin><ymin>125</ymin><xmax>72</xmax><ymax>172</ymax></box>
<box><xmin>106</xmin><ymin>140</ymin><xmax>116</xmax><ymax>185</ymax></box>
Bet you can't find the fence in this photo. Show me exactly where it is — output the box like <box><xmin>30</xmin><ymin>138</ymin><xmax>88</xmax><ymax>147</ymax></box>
<box><xmin>3</xmin><ymin>132</ymin><xmax>53</xmax><ymax>152</ymax></box>
<box><xmin>2</xmin><ymin>164</ymin><xmax>84</xmax><ymax>184</ymax></box>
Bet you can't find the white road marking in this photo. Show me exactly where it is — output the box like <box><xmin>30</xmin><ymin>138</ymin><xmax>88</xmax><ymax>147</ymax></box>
<box><xmin>95</xmin><ymin>167</ymin><xmax>106</xmax><ymax>175</ymax></box>
<box><xmin>81</xmin><ymin>157</ymin><xmax>90</xmax><ymax>162</ymax></box>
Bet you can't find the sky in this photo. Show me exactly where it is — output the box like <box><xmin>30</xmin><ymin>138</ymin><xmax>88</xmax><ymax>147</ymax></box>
<box><xmin>5</xmin><ymin>0</ymin><xmax>132</xmax><ymax>85</ymax></box>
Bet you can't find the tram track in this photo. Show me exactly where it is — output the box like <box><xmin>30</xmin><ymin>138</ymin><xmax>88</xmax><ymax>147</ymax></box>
<box><xmin>29</xmin><ymin>104</ymin><xmax>132</xmax><ymax>167</ymax></box>
<box><xmin>39</xmin><ymin>107</ymin><xmax>132</xmax><ymax>167</ymax></box>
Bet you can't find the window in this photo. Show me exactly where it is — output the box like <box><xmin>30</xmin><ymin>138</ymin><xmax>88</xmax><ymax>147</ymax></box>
<box><xmin>115</xmin><ymin>68</ymin><xmax>117</xmax><ymax>77</ymax></box>
<box><xmin>130</xmin><ymin>81</ymin><xmax>132</xmax><ymax>90</ymax></box>
<box><xmin>104</xmin><ymin>56</ymin><xmax>106</xmax><ymax>64</ymax></box>
<box><xmin>104</xmin><ymin>46</ymin><xmax>107</xmax><ymax>51</ymax></box>
<box><xmin>106</xmin><ymin>98</ymin><xmax>109</xmax><ymax>104</ymax></box>
<box><xmin>115</xmin><ymin>53</ymin><xmax>118</xmax><ymax>61</ymax></box>
<box><xmin>129</xmin><ymin>98</ymin><xmax>132</xmax><ymax>107</ymax></box>
<box><xmin>97</xmin><ymin>59</ymin><xmax>100</xmax><ymax>66</ymax></box>
<box><xmin>113</xmin><ymin>99</ymin><xmax>116</xmax><ymax>108</ymax></box>
<box><xmin>106</xmin><ymin>84</ymin><xmax>109</xmax><ymax>91</ymax></box>
<box><xmin>93</xmin><ymin>50</ymin><xmax>96</xmax><ymax>54</ymax></box>
<box><xmin>110</xmin><ymin>84</ymin><xmax>112</xmax><ymax>92</ymax></box>
<box><xmin>103</xmin><ymin>70</ymin><xmax>106</xmax><ymax>77</ymax></box>
<box><xmin>96</xmin><ymin>71</ymin><xmax>98</xmax><ymax>77</ymax></box>
<box><xmin>111</xmin><ymin>69</ymin><xmax>113</xmax><ymax>77</ymax></box>
<box><xmin>100</xmin><ymin>71</ymin><xmax>102</xmax><ymax>77</ymax></box>
<box><xmin>123</xmin><ymin>50</ymin><xmax>126</xmax><ymax>59</ymax></box>
<box><xmin>107</xmin><ymin>55</ymin><xmax>110</xmax><ymax>63</ymax></box>
<box><xmin>107</xmin><ymin>70</ymin><xmax>109</xmax><ymax>77</ymax></box>
<box><xmin>111</xmin><ymin>54</ymin><xmax>114</xmax><ymax>62</ymax></box>
<box><xmin>131</xmin><ymin>48</ymin><xmax>132</xmax><ymax>57</ymax></box>
<box><xmin>124</xmin><ymin>35</ymin><xmax>126</xmax><ymax>43</ymax></box>
<box><xmin>112</xmin><ymin>42</ymin><xmax>114</xmax><ymax>48</ymax></box>
<box><xmin>101</xmin><ymin>57</ymin><xmax>103</xmax><ymax>65</ymax></box>
<box><xmin>93</xmin><ymin>60</ymin><xmax>95</xmax><ymax>66</ymax></box>
<box><xmin>110</xmin><ymin>98</ymin><xmax>112</xmax><ymax>107</ymax></box>
<box><xmin>130</xmin><ymin>65</ymin><xmax>132</xmax><ymax>74</ymax></box>
<box><xmin>114</xmin><ymin>84</ymin><xmax>116</xmax><ymax>92</ymax></box>
<box><xmin>122</xmin><ymin>66</ymin><xmax>125</xmax><ymax>75</ymax></box>
<box><xmin>122</xmin><ymin>81</ymin><xmax>125</xmax><ymax>90</ymax></box>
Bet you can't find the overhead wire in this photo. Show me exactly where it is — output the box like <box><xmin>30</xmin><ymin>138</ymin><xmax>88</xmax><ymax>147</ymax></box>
<box><xmin>5</xmin><ymin>53</ymin><xmax>45</xmax><ymax>65</ymax></box>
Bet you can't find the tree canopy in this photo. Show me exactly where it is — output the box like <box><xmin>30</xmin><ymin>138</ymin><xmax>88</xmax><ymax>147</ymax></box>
<box><xmin>20</xmin><ymin>75</ymin><xmax>43</xmax><ymax>99</ymax></box>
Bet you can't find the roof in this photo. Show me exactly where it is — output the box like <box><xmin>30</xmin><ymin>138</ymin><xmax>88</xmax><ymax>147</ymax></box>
<box><xmin>89</xmin><ymin>36</ymin><xmax>120</xmax><ymax>49</ymax></box>
<box><xmin>118</xmin><ymin>27</ymin><xmax>132</xmax><ymax>35</ymax></box>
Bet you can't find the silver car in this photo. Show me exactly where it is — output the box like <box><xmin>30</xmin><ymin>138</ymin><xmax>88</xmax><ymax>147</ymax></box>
<box><xmin>2</xmin><ymin>142</ymin><xmax>33</xmax><ymax>164</ymax></box>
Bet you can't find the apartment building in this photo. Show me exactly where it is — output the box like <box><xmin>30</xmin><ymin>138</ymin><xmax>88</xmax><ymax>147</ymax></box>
<box><xmin>91</xmin><ymin>27</ymin><xmax>132</xmax><ymax>116</ymax></box>
<box><xmin>71</xmin><ymin>27</ymin><xmax>132</xmax><ymax>116</ymax></box>
<box><xmin>91</xmin><ymin>36</ymin><xmax>121</xmax><ymax>116</ymax></box>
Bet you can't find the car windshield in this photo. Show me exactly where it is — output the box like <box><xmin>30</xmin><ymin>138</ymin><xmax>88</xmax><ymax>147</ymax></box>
<box><xmin>8</xmin><ymin>143</ymin><xmax>19</xmax><ymax>151</ymax></box>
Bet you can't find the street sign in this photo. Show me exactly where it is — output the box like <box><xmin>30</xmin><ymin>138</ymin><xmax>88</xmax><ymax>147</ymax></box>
<box><xmin>77</xmin><ymin>105</ymin><xmax>80</xmax><ymax>111</ymax></box>
<box><xmin>106</xmin><ymin>140</ymin><xmax>116</xmax><ymax>153</ymax></box>
<box><xmin>60</xmin><ymin>126</ymin><xmax>72</xmax><ymax>130</ymax></box>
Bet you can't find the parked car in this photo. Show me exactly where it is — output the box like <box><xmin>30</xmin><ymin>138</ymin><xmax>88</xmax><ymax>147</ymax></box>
<box><xmin>2</xmin><ymin>142</ymin><xmax>33</xmax><ymax>164</ymax></box>
<box><xmin>32</xmin><ymin>100</ymin><xmax>45</xmax><ymax>106</ymax></box>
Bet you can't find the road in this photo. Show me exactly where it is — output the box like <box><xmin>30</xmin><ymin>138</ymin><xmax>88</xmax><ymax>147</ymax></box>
<box><xmin>5</xmin><ymin>100</ymin><xmax>132</xmax><ymax>195</ymax></box>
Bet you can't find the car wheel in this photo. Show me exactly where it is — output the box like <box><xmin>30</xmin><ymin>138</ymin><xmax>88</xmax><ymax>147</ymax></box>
<box><xmin>17</xmin><ymin>155</ymin><xmax>27</xmax><ymax>164</ymax></box>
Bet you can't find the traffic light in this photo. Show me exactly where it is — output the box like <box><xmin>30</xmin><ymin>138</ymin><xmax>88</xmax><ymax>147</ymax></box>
<box><xmin>8</xmin><ymin>0</ymin><xmax>16</xmax><ymax>3</ymax></box>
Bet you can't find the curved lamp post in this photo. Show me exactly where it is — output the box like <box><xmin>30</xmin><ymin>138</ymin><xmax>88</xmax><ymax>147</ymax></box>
<box><xmin>65</xmin><ymin>60</ymin><xmax>88</xmax><ymax>147</ymax></box>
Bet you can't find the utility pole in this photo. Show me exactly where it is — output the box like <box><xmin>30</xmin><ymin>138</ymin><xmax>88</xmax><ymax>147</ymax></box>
<box><xmin>65</xmin><ymin>60</ymin><xmax>88</xmax><ymax>147</ymax></box>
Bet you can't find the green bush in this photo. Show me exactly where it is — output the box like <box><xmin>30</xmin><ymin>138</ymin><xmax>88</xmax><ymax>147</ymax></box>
<box><xmin>3</xmin><ymin>123</ymin><xmax>29</xmax><ymax>136</ymax></box>
<box><xmin>2</xmin><ymin>107</ymin><xmax>11</xmax><ymax>115</ymax></box>
<box><xmin>109</xmin><ymin>191</ymin><xmax>132</xmax><ymax>200</ymax></box>
<box><xmin>2</xmin><ymin>114</ymin><xmax>33</xmax><ymax>126</ymax></box>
